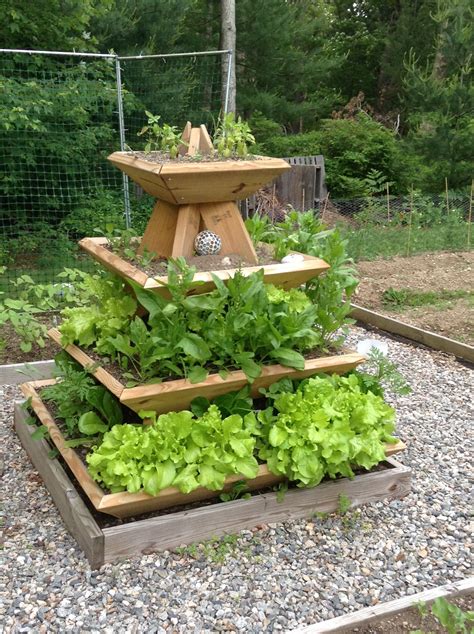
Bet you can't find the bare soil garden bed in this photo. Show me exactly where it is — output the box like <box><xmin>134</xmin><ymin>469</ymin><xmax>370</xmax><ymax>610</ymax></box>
<box><xmin>354</xmin><ymin>251</ymin><xmax>474</xmax><ymax>345</ymax></box>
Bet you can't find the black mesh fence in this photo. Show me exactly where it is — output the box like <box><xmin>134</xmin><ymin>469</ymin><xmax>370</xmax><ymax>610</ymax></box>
<box><xmin>0</xmin><ymin>49</ymin><xmax>225</xmax><ymax>294</ymax></box>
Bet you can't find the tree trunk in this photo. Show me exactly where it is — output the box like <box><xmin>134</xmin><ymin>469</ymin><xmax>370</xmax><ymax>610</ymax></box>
<box><xmin>220</xmin><ymin>0</ymin><xmax>236</xmax><ymax>113</ymax></box>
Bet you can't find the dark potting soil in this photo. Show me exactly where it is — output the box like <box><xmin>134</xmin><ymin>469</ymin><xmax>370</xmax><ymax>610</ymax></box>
<box><xmin>106</xmin><ymin>242</ymin><xmax>280</xmax><ymax>277</ymax></box>
<box><xmin>130</xmin><ymin>151</ymin><xmax>263</xmax><ymax>164</ymax></box>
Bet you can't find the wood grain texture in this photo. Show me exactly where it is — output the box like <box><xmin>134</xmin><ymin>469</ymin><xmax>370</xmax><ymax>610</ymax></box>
<box><xmin>47</xmin><ymin>328</ymin><xmax>124</xmax><ymax>399</ymax></box>
<box><xmin>199</xmin><ymin>124</ymin><xmax>213</xmax><ymax>154</ymax></box>
<box><xmin>171</xmin><ymin>204</ymin><xmax>201</xmax><ymax>257</ymax></box>
<box><xmin>120</xmin><ymin>352</ymin><xmax>366</xmax><ymax>414</ymax></box>
<box><xmin>20</xmin><ymin>381</ymin><xmax>104</xmax><ymax>509</ymax></box>
<box><xmin>351</xmin><ymin>304</ymin><xmax>474</xmax><ymax>363</ymax></box>
<box><xmin>294</xmin><ymin>576</ymin><xmax>474</xmax><ymax>633</ymax></box>
<box><xmin>102</xmin><ymin>457</ymin><xmax>411</xmax><ymax>563</ymax></box>
<box><xmin>178</xmin><ymin>121</ymin><xmax>192</xmax><ymax>155</ymax></box>
<box><xmin>187</xmin><ymin>127</ymin><xmax>202</xmax><ymax>157</ymax></box>
<box><xmin>108</xmin><ymin>152</ymin><xmax>175</xmax><ymax>202</ymax></box>
<box><xmin>14</xmin><ymin>403</ymin><xmax>104</xmax><ymax>568</ymax></box>
<box><xmin>80</xmin><ymin>236</ymin><xmax>329</xmax><ymax>297</ymax></box>
<box><xmin>200</xmin><ymin>201</ymin><xmax>258</xmax><ymax>263</ymax></box>
<box><xmin>79</xmin><ymin>237</ymin><xmax>149</xmax><ymax>286</ymax></box>
<box><xmin>17</xmin><ymin>386</ymin><xmax>406</xmax><ymax>519</ymax></box>
<box><xmin>139</xmin><ymin>199</ymin><xmax>180</xmax><ymax>258</ymax></box>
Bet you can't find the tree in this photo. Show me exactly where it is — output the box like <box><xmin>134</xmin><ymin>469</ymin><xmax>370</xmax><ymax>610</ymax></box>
<box><xmin>220</xmin><ymin>0</ymin><xmax>236</xmax><ymax>113</ymax></box>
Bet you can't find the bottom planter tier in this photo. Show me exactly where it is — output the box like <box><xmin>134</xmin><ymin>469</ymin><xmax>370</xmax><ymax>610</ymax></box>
<box><xmin>14</xmin><ymin>401</ymin><xmax>411</xmax><ymax>568</ymax></box>
<box><xmin>19</xmin><ymin>383</ymin><xmax>407</xmax><ymax>520</ymax></box>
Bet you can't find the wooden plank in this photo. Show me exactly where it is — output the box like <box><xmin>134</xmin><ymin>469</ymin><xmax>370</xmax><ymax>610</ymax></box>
<box><xmin>200</xmin><ymin>201</ymin><xmax>258</xmax><ymax>264</ymax></box>
<box><xmin>102</xmin><ymin>458</ymin><xmax>410</xmax><ymax>563</ymax></box>
<box><xmin>350</xmin><ymin>304</ymin><xmax>474</xmax><ymax>363</ymax></box>
<box><xmin>293</xmin><ymin>576</ymin><xmax>474</xmax><ymax>633</ymax></box>
<box><xmin>187</xmin><ymin>127</ymin><xmax>201</xmax><ymax>156</ymax></box>
<box><xmin>107</xmin><ymin>152</ymin><xmax>176</xmax><ymax>203</ymax></box>
<box><xmin>139</xmin><ymin>199</ymin><xmax>180</xmax><ymax>258</ymax></box>
<box><xmin>171</xmin><ymin>204</ymin><xmax>201</xmax><ymax>257</ymax></box>
<box><xmin>160</xmin><ymin>157</ymin><xmax>290</xmax><ymax>204</ymax></box>
<box><xmin>47</xmin><ymin>328</ymin><xmax>124</xmax><ymax>399</ymax></box>
<box><xmin>19</xmin><ymin>384</ymin><xmax>405</xmax><ymax>519</ymax></box>
<box><xmin>199</xmin><ymin>124</ymin><xmax>214</xmax><ymax>154</ymax></box>
<box><xmin>0</xmin><ymin>359</ymin><xmax>55</xmax><ymax>385</ymax></box>
<box><xmin>20</xmin><ymin>381</ymin><xmax>105</xmax><ymax>509</ymax></box>
<box><xmin>14</xmin><ymin>403</ymin><xmax>104</xmax><ymax>568</ymax></box>
<box><xmin>120</xmin><ymin>352</ymin><xmax>366</xmax><ymax>414</ymax></box>
<box><xmin>79</xmin><ymin>238</ymin><xmax>149</xmax><ymax>286</ymax></box>
<box><xmin>178</xmin><ymin>121</ymin><xmax>192</xmax><ymax>155</ymax></box>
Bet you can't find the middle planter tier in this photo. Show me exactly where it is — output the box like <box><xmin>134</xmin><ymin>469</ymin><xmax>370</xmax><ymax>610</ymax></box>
<box><xmin>48</xmin><ymin>328</ymin><xmax>365</xmax><ymax>415</ymax></box>
<box><xmin>79</xmin><ymin>236</ymin><xmax>330</xmax><ymax>298</ymax></box>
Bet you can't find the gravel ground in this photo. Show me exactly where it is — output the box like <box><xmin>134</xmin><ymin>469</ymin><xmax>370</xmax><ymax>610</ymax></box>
<box><xmin>1</xmin><ymin>326</ymin><xmax>473</xmax><ymax>633</ymax></box>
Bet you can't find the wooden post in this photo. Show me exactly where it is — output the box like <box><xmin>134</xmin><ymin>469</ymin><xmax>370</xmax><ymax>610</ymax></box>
<box><xmin>467</xmin><ymin>179</ymin><xmax>473</xmax><ymax>248</ymax></box>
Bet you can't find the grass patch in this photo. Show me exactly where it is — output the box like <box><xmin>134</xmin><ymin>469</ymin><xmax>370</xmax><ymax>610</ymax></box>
<box><xmin>382</xmin><ymin>287</ymin><xmax>474</xmax><ymax>310</ymax></box>
<box><xmin>342</xmin><ymin>223</ymin><xmax>471</xmax><ymax>262</ymax></box>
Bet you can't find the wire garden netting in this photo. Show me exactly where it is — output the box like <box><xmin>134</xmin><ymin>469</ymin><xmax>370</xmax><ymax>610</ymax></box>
<box><xmin>0</xmin><ymin>49</ymin><xmax>226</xmax><ymax>294</ymax></box>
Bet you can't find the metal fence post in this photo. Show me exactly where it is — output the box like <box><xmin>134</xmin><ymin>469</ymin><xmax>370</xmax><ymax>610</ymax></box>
<box><xmin>115</xmin><ymin>56</ymin><xmax>132</xmax><ymax>229</ymax></box>
<box><xmin>224</xmin><ymin>50</ymin><xmax>233</xmax><ymax>114</ymax></box>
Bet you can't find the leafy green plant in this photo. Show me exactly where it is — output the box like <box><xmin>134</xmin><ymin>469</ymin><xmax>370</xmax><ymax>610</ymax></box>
<box><xmin>219</xmin><ymin>481</ymin><xmax>251</xmax><ymax>502</ymax></box>
<box><xmin>59</xmin><ymin>273</ymin><xmax>137</xmax><ymax>355</ymax></box>
<box><xmin>356</xmin><ymin>348</ymin><xmax>412</xmax><ymax>397</ymax></box>
<box><xmin>213</xmin><ymin>112</ymin><xmax>256</xmax><ymax>158</ymax></box>
<box><xmin>66</xmin><ymin>258</ymin><xmax>328</xmax><ymax>384</ymax></box>
<box><xmin>413</xmin><ymin>597</ymin><xmax>474</xmax><ymax>634</ymax></box>
<box><xmin>253</xmin><ymin>373</ymin><xmax>397</xmax><ymax>487</ymax></box>
<box><xmin>41</xmin><ymin>353</ymin><xmax>122</xmax><ymax>440</ymax></box>
<box><xmin>87</xmin><ymin>405</ymin><xmax>259</xmax><ymax>495</ymax></box>
<box><xmin>137</xmin><ymin>111</ymin><xmax>183</xmax><ymax>157</ymax></box>
<box><xmin>246</xmin><ymin>210</ymin><xmax>358</xmax><ymax>347</ymax></box>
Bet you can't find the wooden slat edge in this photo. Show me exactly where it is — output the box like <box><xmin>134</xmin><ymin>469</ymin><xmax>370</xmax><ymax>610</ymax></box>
<box><xmin>47</xmin><ymin>328</ymin><xmax>124</xmax><ymax>399</ymax></box>
<box><xmin>79</xmin><ymin>238</ymin><xmax>149</xmax><ymax>286</ymax></box>
<box><xmin>14</xmin><ymin>402</ymin><xmax>104</xmax><ymax>568</ymax></box>
<box><xmin>145</xmin><ymin>256</ymin><xmax>330</xmax><ymax>288</ymax></box>
<box><xmin>292</xmin><ymin>576</ymin><xmax>474</xmax><ymax>633</ymax></box>
<box><xmin>101</xmin><ymin>458</ymin><xmax>411</xmax><ymax>562</ymax></box>
<box><xmin>121</xmin><ymin>352</ymin><xmax>366</xmax><ymax>404</ymax></box>
<box><xmin>351</xmin><ymin>304</ymin><xmax>474</xmax><ymax>363</ymax></box>
<box><xmin>19</xmin><ymin>383</ymin><xmax>105</xmax><ymax>509</ymax></box>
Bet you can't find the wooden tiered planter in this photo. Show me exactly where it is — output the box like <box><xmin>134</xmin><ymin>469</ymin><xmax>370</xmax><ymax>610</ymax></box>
<box><xmin>19</xmin><ymin>381</ymin><xmax>408</xmax><ymax>520</ymax></box>
<box><xmin>79</xmin><ymin>236</ymin><xmax>330</xmax><ymax>298</ymax></box>
<box><xmin>47</xmin><ymin>328</ymin><xmax>366</xmax><ymax>415</ymax></box>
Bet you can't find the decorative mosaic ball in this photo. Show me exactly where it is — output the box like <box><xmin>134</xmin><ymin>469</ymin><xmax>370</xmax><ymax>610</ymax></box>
<box><xmin>194</xmin><ymin>230</ymin><xmax>222</xmax><ymax>256</ymax></box>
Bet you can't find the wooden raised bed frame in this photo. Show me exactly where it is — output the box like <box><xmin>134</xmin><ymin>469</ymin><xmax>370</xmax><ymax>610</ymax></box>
<box><xmin>47</xmin><ymin>328</ymin><xmax>366</xmax><ymax>415</ymax></box>
<box><xmin>20</xmin><ymin>380</ymin><xmax>407</xmax><ymax>520</ymax></box>
<box><xmin>79</xmin><ymin>236</ymin><xmax>330</xmax><ymax>298</ymax></box>
<box><xmin>14</xmin><ymin>401</ymin><xmax>410</xmax><ymax>567</ymax></box>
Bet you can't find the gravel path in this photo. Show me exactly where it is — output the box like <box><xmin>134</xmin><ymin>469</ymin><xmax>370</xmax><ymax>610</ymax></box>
<box><xmin>1</xmin><ymin>326</ymin><xmax>473</xmax><ymax>633</ymax></box>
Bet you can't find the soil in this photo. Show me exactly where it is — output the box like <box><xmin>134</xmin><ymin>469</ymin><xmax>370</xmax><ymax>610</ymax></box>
<box><xmin>109</xmin><ymin>242</ymin><xmax>279</xmax><ymax>277</ymax></box>
<box><xmin>130</xmin><ymin>151</ymin><xmax>263</xmax><ymax>164</ymax></box>
<box><xmin>354</xmin><ymin>251</ymin><xmax>474</xmax><ymax>345</ymax></box>
<box><xmin>346</xmin><ymin>594</ymin><xmax>473</xmax><ymax>633</ymax></box>
<box><xmin>0</xmin><ymin>314</ymin><xmax>59</xmax><ymax>365</ymax></box>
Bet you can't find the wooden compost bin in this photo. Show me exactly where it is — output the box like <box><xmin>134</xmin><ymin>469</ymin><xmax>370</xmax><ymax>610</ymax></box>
<box><xmin>47</xmin><ymin>328</ymin><xmax>366</xmax><ymax>415</ymax></box>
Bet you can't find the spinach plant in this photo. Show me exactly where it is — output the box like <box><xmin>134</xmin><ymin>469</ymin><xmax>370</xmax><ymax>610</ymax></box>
<box><xmin>41</xmin><ymin>353</ymin><xmax>122</xmax><ymax>441</ymax></box>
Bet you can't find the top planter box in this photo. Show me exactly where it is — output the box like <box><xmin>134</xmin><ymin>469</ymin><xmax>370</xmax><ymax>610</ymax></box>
<box><xmin>108</xmin><ymin>152</ymin><xmax>290</xmax><ymax>205</ymax></box>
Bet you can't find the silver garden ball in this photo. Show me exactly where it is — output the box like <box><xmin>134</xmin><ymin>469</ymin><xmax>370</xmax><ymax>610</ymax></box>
<box><xmin>194</xmin><ymin>230</ymin><xmax>222</xmax><ymax>256</ymax></box>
